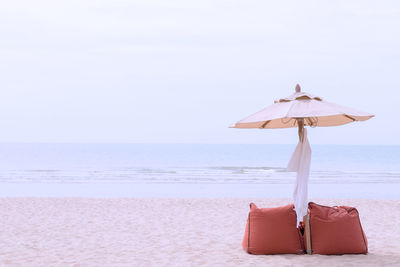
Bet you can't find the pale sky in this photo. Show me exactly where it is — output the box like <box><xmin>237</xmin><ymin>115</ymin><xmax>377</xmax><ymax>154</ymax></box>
<box><xmin>0</xmin><ymin>0</ymin><xmax>399</xmax><ymax>144</ymax></box>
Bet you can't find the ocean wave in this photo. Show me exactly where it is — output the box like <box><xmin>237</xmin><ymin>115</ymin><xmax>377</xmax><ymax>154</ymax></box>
<box><xmin>0</xmin><ymin>166</ymin><xmax>399</xmax><ymax>184</ymax></box>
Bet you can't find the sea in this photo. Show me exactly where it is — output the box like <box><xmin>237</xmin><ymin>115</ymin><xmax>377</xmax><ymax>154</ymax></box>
<box><xmin>0</xmin><ymin>143</ymin><xmax>399</xmax><ymax>199</ymax></box>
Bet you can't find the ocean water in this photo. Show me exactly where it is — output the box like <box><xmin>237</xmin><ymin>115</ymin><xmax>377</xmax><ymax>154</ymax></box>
<box><xmin>0</xmin><ymin>143</ymin><xmax>399</xmax><ymax>198</ymax></box>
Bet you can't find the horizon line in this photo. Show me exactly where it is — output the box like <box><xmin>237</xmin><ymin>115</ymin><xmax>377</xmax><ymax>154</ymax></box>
<box><xmin>0</xmin><ymin>142</ymin><xmax>398</xmax><ymax>146</ymax></box>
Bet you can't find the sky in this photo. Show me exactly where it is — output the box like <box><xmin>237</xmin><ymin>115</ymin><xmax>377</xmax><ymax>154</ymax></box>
<box><xmin>0</xmin><ymin>0</ymin><xmax>399</xmax><ymax>144</ymax></box>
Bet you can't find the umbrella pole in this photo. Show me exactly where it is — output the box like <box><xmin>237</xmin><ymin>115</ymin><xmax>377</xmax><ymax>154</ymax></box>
<box><xmin>304</xmin><ymin>213</ymin><xmax>312</xmax><ymax>254</ymax></box>
<box><xmin>297</xmin><ymin>118</ymin><xmax>304</xmax><ymax>142</ymax></box>
<box><xmin>297</xmin><ymin>118</ymin><xmax>312</xmax><ymax>255</ymax></box>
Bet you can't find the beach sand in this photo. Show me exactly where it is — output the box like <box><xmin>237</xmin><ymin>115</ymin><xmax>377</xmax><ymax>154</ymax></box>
<box><xmin>0</xmin><ymin>198</ymin><xmax>399</xmax><ymax>266</ymax></box>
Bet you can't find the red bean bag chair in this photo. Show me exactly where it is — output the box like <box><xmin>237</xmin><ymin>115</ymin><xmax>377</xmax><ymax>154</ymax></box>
<box><xmin>242</xmin><ymin>203</ymin><xmax>304</xmax><ymax>254</ymax></box>
<box><xmin>307</xmin><ymin>202</ymin><xmax>368</xmax><ymax>255</ymax></box>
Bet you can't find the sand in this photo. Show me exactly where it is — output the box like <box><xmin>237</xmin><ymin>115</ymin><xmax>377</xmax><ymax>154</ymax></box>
<box><xmin>0</xmin><ymin>198</ymin><xmax>399</xmax><ymax>266</ymax></box>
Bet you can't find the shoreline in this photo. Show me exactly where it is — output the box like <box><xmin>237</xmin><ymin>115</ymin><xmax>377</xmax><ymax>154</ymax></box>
<box><xmin>0</xmin><ymin>182</ymin><xmax>399</xmax><ymax>199</ymax></box>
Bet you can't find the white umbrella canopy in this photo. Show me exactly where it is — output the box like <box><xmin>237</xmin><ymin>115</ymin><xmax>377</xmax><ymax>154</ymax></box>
<box><xmin>231</xmin><ymin>84</ymin><xmax>374</xmax><ymax>231</ymax></box>
<box><xmin>232</xmin><ymin>84</ymin><xmax>374</xmax><ymax>129</ymax></box>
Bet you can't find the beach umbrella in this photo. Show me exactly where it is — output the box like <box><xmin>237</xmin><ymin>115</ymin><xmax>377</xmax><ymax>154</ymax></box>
<box><xmin>231</xmin><ymin>84</ymin><xmax>374</xmax><ymax>253</ymax></box>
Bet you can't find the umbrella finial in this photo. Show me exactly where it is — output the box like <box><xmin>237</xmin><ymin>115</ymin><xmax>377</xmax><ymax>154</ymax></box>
<box><xmin>295</xmin><ymin>84</ymin><xmax>301</xmax><ymax>92</ymax></box>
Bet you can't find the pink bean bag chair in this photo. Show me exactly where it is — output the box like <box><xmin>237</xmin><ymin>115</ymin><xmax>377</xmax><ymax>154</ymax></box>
<box><xmin>307</xmin><ymin>202</ymin><xmax>368</xmax><ymax>254</ymax></box>
<box><xmin>242</xmin><ymin>203</ymin><xmax>304</xmax><ymax>254</ymax></box>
